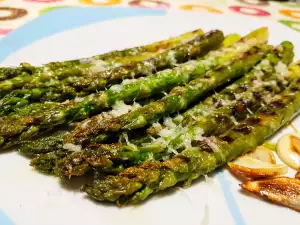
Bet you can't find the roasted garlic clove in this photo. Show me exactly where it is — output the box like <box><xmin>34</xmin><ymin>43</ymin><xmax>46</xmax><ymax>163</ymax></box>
<box><xmin>296</xmin><ymin>171</ymin><xmax>300</xmax><ymax>180</ymax></box>
<box><xmin>277</xmin><ymin>133</ymin><xmax>300</xmax><ymax>170</ymax></box>
<box><xmin>228</xmin><ymin>156</ymin><xmax>288</xmax><ymax>180</ymax></box>
<box><xmin>291</xmin><ymin>135</ymin><xmax>300</xmax><ymax>155</ymax></box>
<box><xmin>241</xmin><ymin>177</ymin><xmax>300</xmax><ymax>212</ymax></box>
<box><xmin>248</xmin><ymin>145</ymin><xmax>276</xmax><ymax>164</ymax></box>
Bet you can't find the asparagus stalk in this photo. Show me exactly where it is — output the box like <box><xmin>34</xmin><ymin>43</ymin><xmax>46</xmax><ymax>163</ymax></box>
<box><xmin>221</xmin><ymin>34</ymin><xmax>241</xmax><ymax>48</ymax></box>
<box><xmin>0</xmin><ymin>30</ymin><xmax>221</xmax><ymax>116</ymax></box>
<box><xmin>82</xmin><ymin>72</ymin><xmax>300</xmax><ymax>205</ymax></box>
<box><xmin>0</xmin><ymin>86</ymin><xmax>88</xmax><ymax>117</ymax></box>
<box><xmin>18</xmin><ymin>134</ymin><xmax>65</xmax><ymax>157</ymax></box>
<box><xmin>0</xmin><ymin>64</ymin><xmax>34</xmax><ymax>81</ymax></box>
<box><xmin>53</xmin><ymin>48</ymin><xmax>294</xmax><ymax>177</ymax></box>
<box><xmin>62</xmin><ymin>31</ymin><xmax>221</xmax><ymax>92</ymax></box>
<box><xmin>29</xmin><ymin>38</ymin><xmax>276</xmax><ymax>175</ymax></box>
<box><xmin>66</xmin><ymin>44</ymin><xmax>270</xmax><ymax>143</ymax></box>
<box><xmin>18</xmin><ymin>100</ymin><xmax>143</xmax><ymax>156</ymax></box>
<box><xmin>64</xmin><ymin>40</ymin><xmax>291</xmax><ymax>147</ymax></box>
<box><xmin>0</xmin><ymin>29</ymin><xmax>204</xmax><ymax>82</ymax></box>
<box><xmin>147</xmin><ymin>41</ymin><xmax>294</xmax><ymax>134</ymax></box>
<box><xmin>29</xmin><ymin>40</ymin><xmax>292</xmax><ymax>176</ymax></box>
<box><xmin>78</xmin><ymin>29</ymin><xmax>205</xmax><ymax>60</ymax></box>
<box><xmin>13</xmin><ymin>33</ymin><xmax>248</xmax><ymax>157</ymax></box>
<box><xmin>30</xmin><ymin>150</ymin><xmax>72</xmax><ymax>174</ymax></box>
<box><xmin>0</xmin><ymin>29</ymin><xmax>267</xmax><ymax>146</ymax></box>
<box><xmin>0</xmin><ymin>30</ymin><xmax>216</xmax><ymax>95</ymax></box>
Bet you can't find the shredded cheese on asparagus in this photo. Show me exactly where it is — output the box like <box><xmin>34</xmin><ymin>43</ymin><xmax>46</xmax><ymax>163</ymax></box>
<box><xmin>63</xmin><ymin>143</ymin><xmax>82</xmax><ymax>152</ymax></box>
<box><xmin>90</xmin><ymin>60</ymin><xmax>110</xmax><ymax>73</ymax></box>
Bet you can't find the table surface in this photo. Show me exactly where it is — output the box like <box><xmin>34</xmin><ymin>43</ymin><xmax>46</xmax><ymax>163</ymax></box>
<box><xmin>1</xmin><ymin>0</ymin><xmax>300</xmax><ymax>39</ymax></box>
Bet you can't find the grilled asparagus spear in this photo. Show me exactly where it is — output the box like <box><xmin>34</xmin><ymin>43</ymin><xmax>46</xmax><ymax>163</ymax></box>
<box><xmin>18</xmin><ymin>100</ymin><xmax>143</xmax><ymax>156</ymax></box>
<box><xmin>66</xmin><ymin>44</ymin><xmax>270</xmax><ymax>143</ymax></box>
<box><xmin>0</xmin><ymin>30</ymin><xmax>215</xmax><ymax>95</ymax></box>
<box><xmin>14</xmin><ymin>33</ymin><xmax>249</xmax><ymax>157</ymax></box>
<box><xmin>83</xmin><ymin>71</ymin><xmax>300</xmax><ymax>205</ymax></box>
<box><xmin>0</xmin><ymin>29</ymin><xmax>267</xmax><ymax>147</ymax></box>
<box><xmin>0</xmin><ymin>30</ymin><xmax>222</xmax><ymax>116</ymax></box>
<box><xmin>28</xmin><ymin>34</ymin><xmax>273</xmax><ymax>175</ymax></box>
<box><xmin>0</xmin><ymin>29</ymin><xmax>204</xmax><ymax>82</ymax></box>
<box><xmin>80</xmin><ymin>29</ymin><xmax>205</xmax><ymax>60</ymax></box>
<box><xmin>30</xmin><ymin>150</ymin><xmax>72</xmax><ymax>174</ymax></box>
<box><xmin>0</xmin><ymin>87</ymin><xmax>88</xmax><ymax>117</ymax></box>
<box><xmin>53</xmin><ymin>45</ymin><xmax>294</xmax><ymax>177</ymax></box>
<box><xmin>0</xmin><ymin>64</ymin><xmax>34</xmax><ymax>81</ymax></box>
<box><xmin>147</xmin><ymin>41</ymin><xmax>294</xmax><ymax>134</ymax></box>
<box><xmin>18</xmin><ymin>134</ymin><xmax>65</xmax><ymax>157</ymax></box>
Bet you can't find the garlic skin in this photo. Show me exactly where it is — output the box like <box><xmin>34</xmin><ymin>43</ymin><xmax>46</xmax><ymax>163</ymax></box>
<box><xmin>248</xmin><ymin>145</ymin><xmax>276</xmax><ymax>164</ymax></box>
<box><xmin>228</xmin><ymin>155</ymin><xmax>288</xmax><ymax>180</ymax></box>
<box><xmin>277</xmin><ymin>133</ymin><xmax>300</xmax><ymax>170</ymax></box>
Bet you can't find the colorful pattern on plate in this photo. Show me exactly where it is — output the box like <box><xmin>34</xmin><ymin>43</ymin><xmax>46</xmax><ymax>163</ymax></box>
<box><xmin>1</xmin><ymin>0</ymin><xmax>300</xmax><ymax>38</ymax></box>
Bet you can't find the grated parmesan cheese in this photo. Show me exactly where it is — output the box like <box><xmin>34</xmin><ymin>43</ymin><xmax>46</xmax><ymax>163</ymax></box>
<box><xmin>109</xmin><ymin>101</ymin><xmax>141</xmax><ymax>117</ymax></box>
<box><xmin>162</xmin><ymin>155</ymin><xmax>170</xmax><ymax>161</ymax></box>
<box><xmin>152</xmin><ymin>122</ymin><xmax>162</xmax><ymax>130</ymax></box>
<box><xmin>167</xmin><ymin>50</ymin><xmax>177</xmax><ymax>65</ymax></box>
<box><xmin>230</xmin><ymin>116</ymin><xmax>239</xmax><ymax>125</ymax></box>
<box><xmin>184</xmin><ymin>60</ymin><xmax>198</xmax><ymax>71</ymax></box>
<box><xmin>81</xmin><ymin>120</ymin><xmax>90</xmax><ymax>129</ymax></box>
<box><xmin>164</xmin><ymin>117</ymin><xmax>177</xmax><ymax>128</ymax></box>
<box><xmin>252</xmin><ymin>79</ymin><xmax>263</xmax><ymax>88</ymax></box>
<box><xmin>246</xmin><ymin>108</ymin><xmax>253</xmax><ymax>115</ymax></box>
<box><xmin>63</xmin><ymin>143</ymin><xmax>82</xmax><ymax>152</ymax></box>
<box><xmin>262</xmin><ymin>93</ymin><xmax>273</xmax><ymax>104</ymax></box>
<box><xmin>159</xmin><ymin>128</ymin><xmax>175</xmax><ymax>138</ymax></box>
<box><xmin>121</xmin><ymin>79</ymin><xmax>137</xmax><ymax>85</ymax></box>
<box><xmin>90</xmin><ymin>60</ymin><xmax>109</xmax><ymax>73</ymax></box>
<box><xmin>174</xmin><ymin>114</ymin><xmax>183</xmax><ymax>123</ymax></box>
<box><xmin>205</xmin><ymin>137</ymin><xmax>220</xmax><ymax>152</ymax></box>
<box><xmin>234</xmin><ymin>93</ymin><xmax>243</xmax><ymax>100</ymax></box>
<box><xmin>181</xmin><ymin>133</ymin><xmax>193</xmax><ymax>149</ymax></box>
<box><xmin>88</xmin><ymin>94</ymin><xmax>95</xmax><ymax>101</ymax></box>
<box><xmin>192</xmin><ymin>127</ymin><xmax>204</xmax><ymax>141</ymax></box>
<box><xmin>74</xmin><ymin>97</ymin><xmax>84</xmax><ymax>103</ymax></box>
<box><xmin>277</xmin><ymin>45</ymin><xmax>283</xmax><ymax>52</ymax></box>
<box><xmin>168</xmin><ymin>146</ymin><xmax>179</xmax><ymax>155</ymax></box>
<box><xmin>260</xmin><ymin>59</ymin><xmax>270</xmax><ymax>66</ymax></box>
<box><xmin>275</xmin><ymin>61</ymin><xmax>289</xmax><ymax>76</ymax></box>
<box><xmin>141</xmin><ymin>61</ymin><xmax>155</xmax><ymax>75</ymax></box>
<box><xmin>79</xmin><ymin>58</ymin><xmax>91</xmax><ymax>64</ymax></box>
<box><xmin>109</xmin><ymin>84</ymin><xmax>122</xmax><ymax>93</ymax></box>
<box><xmin>123</xmin><ymin>133</ymin><xmax>130</xmax><ymax>145</ymax></box>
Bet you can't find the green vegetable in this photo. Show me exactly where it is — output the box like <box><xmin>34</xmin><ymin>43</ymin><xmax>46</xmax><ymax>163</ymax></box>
<box><xmin>0</xmin><ymin>30</ymin><xmax>222</xmax><ymax>116</ymax></box>
<box><xmin>221</xmin><ymin>34</ymin><xmax>241</xmax><ymax>47</ymax></box>
<box><xmin>30</xmin><ymin>150</ymin><xmax>71</xmax><ymax>174</ymax></box>
<box><xmin>53</xmin><ymin>42</ymin><xmax>294</xmax><ymax>177</ymax></box>
<box><xmin>0</xmin><ymin>29</ymin><xmax>211</xmax><ymax>96</ymax></box>
<box><xmin>18</xmin><ymin>134</ymin><xmax>65</xmax><ymax>157</ymax></box>
<box><xmin>0</xmin><ymin>64</ymin><xmax>34</xmax><ymax>81</ymax></box>
<box><xmin>147</xmin><ymin>41</ymin><xmax>294</xmax><ymax>134</ymax></box>
<box><xmin>82</xmin><ymin>68</ymin><xmax>300</xmax><ymax>205</ymax></box>
<box><xmin>0</xmin><ymin>28</ymin><xmax>267</xmax><ymax>147</ymax></box>
<box><xmin>0</xmin><ymin>29</ymin><xmax>204</xmax><ymax>82</ymax></box>
<box><xmin>68</xmin><ymin>44</ymin><xmax>271</xmax><ymax>141</ymax></box>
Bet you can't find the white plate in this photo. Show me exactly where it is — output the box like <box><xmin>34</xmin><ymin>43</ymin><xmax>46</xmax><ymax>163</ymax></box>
<box><xmin>0</xmin><ymin>9</ymin><xmax>299</xmax><ymax>225</ymax></box>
